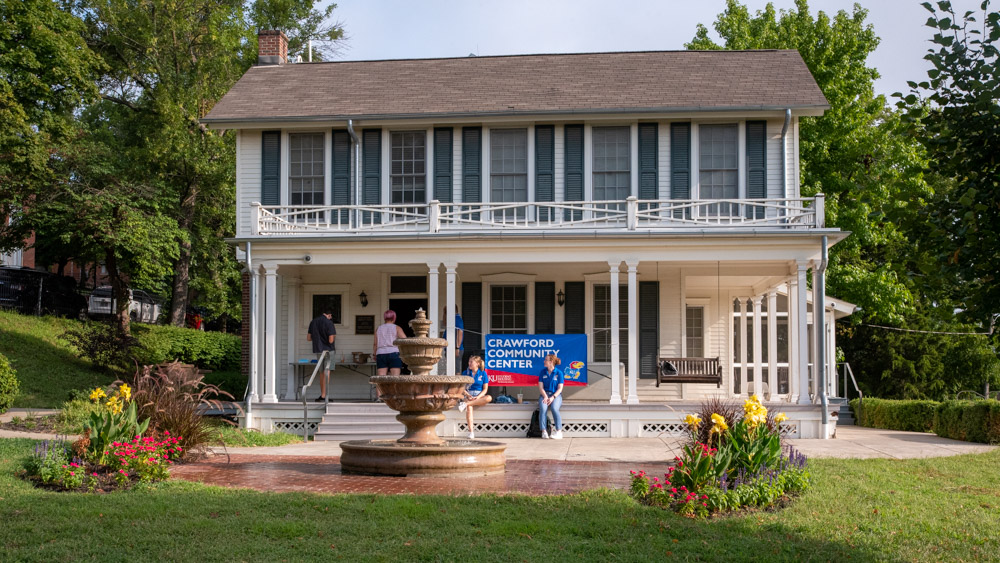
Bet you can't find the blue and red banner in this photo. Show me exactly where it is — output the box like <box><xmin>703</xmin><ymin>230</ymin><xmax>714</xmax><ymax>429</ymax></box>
<box><xmin>484</xmin><ymin>334</ymin><xmax>587</xmax><ymax>387</ymax></box>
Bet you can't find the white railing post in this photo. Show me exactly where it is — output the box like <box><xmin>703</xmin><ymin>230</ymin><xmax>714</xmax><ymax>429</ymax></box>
<box><xmin>814</xmin><ymin>193</ymin><xmax>825</xmax><ymax>228</ymax></box>
<box><xmin>251</xmin><ymin>202</ymin><xmax>261</xmax><ymax>235</ymax></box>
<box><xmin>626</xmin><ymin>196</ymin><xmax>638</xmax><ymax>230</ymax></box>
<box><xmin>428</xmin><ymin>200</ymin><xmax>440</xmax><ymax>233</ymax></box>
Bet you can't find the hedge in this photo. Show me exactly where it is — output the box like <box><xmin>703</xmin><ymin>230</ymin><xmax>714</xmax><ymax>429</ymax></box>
<box><xmin>850</xmin><ymin>397</ymin><xmax>1000</xmax><ymax>444</ymax></box>
<box><xmin>0</xmin><ymin>352</ymin><xmax>19</xmax><ymax>414</ymax></box>
<box><xmin>850</xmin><ymin>398</ymin><xmax>937</xmax><ymax>432</ymax></box>
<box><xmin>134</xmin><ymin>325</ymin><xmax>241</xmax><ymax>371</ymax></box>
<box><xmin>933</xmin><ymin>400</ymin><xmax>1000</xmax><ymax>444</ymax></box>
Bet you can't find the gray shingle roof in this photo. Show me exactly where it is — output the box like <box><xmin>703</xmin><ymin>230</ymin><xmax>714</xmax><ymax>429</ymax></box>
<box><xmin>203</xmin><ymin>50</ymin><xmax>828</xmax><ymax>124</ymax></box>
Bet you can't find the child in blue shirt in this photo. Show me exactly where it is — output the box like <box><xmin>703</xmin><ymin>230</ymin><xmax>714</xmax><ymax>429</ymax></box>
<box><xmin>537</xmin><ymin>353</ymin><xmax>565</xmax><ymax>439</ymax></box>
<box><xmin>458</xmin><ymin>355</ymin><xmax>491</xmax><ymax>439</ymax></box>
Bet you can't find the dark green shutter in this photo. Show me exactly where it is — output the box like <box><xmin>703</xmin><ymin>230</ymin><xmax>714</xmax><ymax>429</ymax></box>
<box><xmin>746</xmin><ymin>120</ymin><xmax>767</xmax><ymax>219</ymax></box>
<box><xmin>563</xmin><ymin>281</ymin><xmax>585</xmax><ymax>334</ymax></box>
<box><xmin>670</xmin><ymin>122</ymin><xmax>691</xmax><ymax>219</ymax></box>
<box><xmin>639</xmin><ymin>281</ymin><xmax>659</xmax><ymax>379</ymax></box>
<box><xmin>535</xmin><ymin>125</ymin><xmax>555</xmax><ymax>221</ymax></box>
<box><xmin>534</xmin><ymin>282</ymin><xmax>555</xmax><ymax>334</ymax></box>
<box><xmin>261</xmin><ymin>131</ymin><xmax>281</xmax><ymax>206</ymax></box>
<box><xmin>461</xmin><ymin>282</ymin><xmax>482</xmax><ymax>354</ymax></box>
<box><xmin>462</xmin><ymin>127</ymin><xmax>481</xmax><ymax>203</ymax></box>
<box><xmin>362</xmin><ymin>129</ymin><xmax>381</xmax><ymax>223</ymax></box>
<box><xmin>434</xmin><ymin>127</ymin><xmax>453</xmax><ymax>203</ymax></box>
<box><xmin>638</xmin><ymin>123</ymin><xmax>658</xmax><ymax>201</ymax></box>
<box><xmin>331</xmin><ymin>129</ymin><xmax>351</xmax><ymax>224</ymax></box>
<box><xmin>564</xmin><ymin>124</ymin><xmax>584</xmax><ymax>221</ymax></box>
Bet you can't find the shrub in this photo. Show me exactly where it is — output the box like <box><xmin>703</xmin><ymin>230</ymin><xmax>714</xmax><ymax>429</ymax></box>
<box><xmin>0</xmin><ymin>352</ymin><xmax>19</xmax><ymax>413</ymax></box>
<box><xmin>63</xmin><ymin>321</ymin><xmax>138</xmax><ymax>375</ymax></box>
<box><xmin>131</xmin><ymin>362</ymin><xmax>237</xmax><ymax>455</ymax></box>
<box><xmin>133</xmin><ymin>325</ymin><xmax>240</xmax><ymax>371</ymax></box>
<box><xmin>56</xmin><ymin>397</ymin><xmax>104</xmax><ymax>434</ymax></box>
<box><xmin>933</xmin><ymin>400</ymin><xmax>1000</xmax><ymax>444</ymax></box>
<box><xmin>851</xmin><ymin>398</ymin><xmax>937</xmax><ymax>432</ymax></box>
<box><xmin>203</xmin><ymin>369</ymin><xmax>246</xmax><ymax>399</ymax></box>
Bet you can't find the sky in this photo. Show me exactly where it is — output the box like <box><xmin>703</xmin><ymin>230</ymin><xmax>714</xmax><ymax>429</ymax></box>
<box><xmin>323</xmin><ymin>0</ymin><xmax>988</xmax><ymax>98</ymax></box>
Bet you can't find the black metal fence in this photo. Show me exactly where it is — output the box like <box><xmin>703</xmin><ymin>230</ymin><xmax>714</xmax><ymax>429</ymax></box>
<box><xmin>0</xmin><ymin>267</ymin><xmax>87</xmax><ymax>318</ymax></box>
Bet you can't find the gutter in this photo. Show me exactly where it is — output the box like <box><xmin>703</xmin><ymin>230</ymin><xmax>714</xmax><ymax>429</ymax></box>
<box><xmin>347</xmin><ymin>120</ymin><xmax>361</xmax><ymax>221</ymax></box>
<box><xmin>817</xmin><ymin>235</ymin><xmax>830</xmax><ymax>436</ymax></box>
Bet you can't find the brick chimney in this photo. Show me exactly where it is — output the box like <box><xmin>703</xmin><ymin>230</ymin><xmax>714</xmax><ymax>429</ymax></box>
<box><xmin>257</xmin><ymin>30</ymin><xmax>288</xmax><ymax>65</ymax></box>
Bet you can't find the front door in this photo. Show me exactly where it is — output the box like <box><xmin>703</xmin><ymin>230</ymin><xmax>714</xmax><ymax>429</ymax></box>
<box><xmin>388</xmin><ymin>298</ymin><xmax>429</xmax><ymax>337</ymax></box>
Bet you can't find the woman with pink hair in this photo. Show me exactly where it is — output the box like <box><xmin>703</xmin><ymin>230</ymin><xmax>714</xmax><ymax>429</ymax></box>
<box><xmin>373</xmin><ymin>310</ymin><xmax>407</xmax><ymax>375</ymax></box>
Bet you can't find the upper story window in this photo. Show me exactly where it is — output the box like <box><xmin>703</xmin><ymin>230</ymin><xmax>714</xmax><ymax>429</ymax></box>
<box><xmin>390</xmin><ymin>131</ymin><xmax>426</xmax><ymax>207</ymax></box>
<box><xmin>592</xmin><ymin>126</ymin><xmax>631</xmax><ymax>203</ymax></box>
<box><xmin>490</xmin><ymin>129</ymin><xmax>527</xmax><ymax>220</ymax></box>
<box><xmin>289</xmin><ymin>133</ymin><xmax>325</xmax><ymax>206</ymax></box>
<box><xmin>699</xmin><ymin>124</ymin><xmax>738</xmax><ymax>214</ymax></box>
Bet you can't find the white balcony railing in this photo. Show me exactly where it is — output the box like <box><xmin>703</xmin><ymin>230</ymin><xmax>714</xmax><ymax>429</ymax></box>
<box><xmin>252</xmin><ymin>195</ymin><xmax>825</xmax><ymax>236</ymax></box>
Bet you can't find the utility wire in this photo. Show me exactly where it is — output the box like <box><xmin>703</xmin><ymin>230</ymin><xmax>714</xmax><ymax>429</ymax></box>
<box><xmin>861</xmin><ymin>313</ymin><xmax>998</xmax><ymax>336</ymax></box>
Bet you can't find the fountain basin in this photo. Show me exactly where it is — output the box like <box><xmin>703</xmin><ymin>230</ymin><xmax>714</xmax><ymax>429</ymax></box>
<box><xmin>340</xmin><ymin>439</ymin><xmax>507</xmax><ymax>477</ymax></box>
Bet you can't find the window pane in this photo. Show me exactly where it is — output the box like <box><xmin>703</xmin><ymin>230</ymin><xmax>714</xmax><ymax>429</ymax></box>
<box><xmin>390</xmin><ymin>131</ymin><xmax>427</xmax><ymax>210</ymax></box>
<box><xmin>490</xmin><ymin>129</ymin><xmax>528</xmax><ymax>220</ymax></box>
<box><xmin>490</xmin><ymin>285</ymin><xmax>526</xmax><ymax>334</ymax></box>
<box><xmin>594</xmin><ymin>284</ymin><xmax>628</xmax><ymax>363</ymax></box>
<box><xmin>592</xmin><ymin>127</ymin><xmax>630</xmax><ymax>203</ymax></box>
<box><xmin>699</xmin><ymin>124</ymin><xmax>738</xmax><ymax>210</ymax></box>
<box><xmin>289</xmin><ymin>133</ymin><xmax>325</xmax><ymax>222</ymax></box>
<box><xmin>686</xmin><ymin>306</ymin><xmax>704</xmax><ymax>357</ymax></box>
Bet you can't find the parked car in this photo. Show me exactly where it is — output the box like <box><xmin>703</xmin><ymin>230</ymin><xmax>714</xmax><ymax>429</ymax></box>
<box><xmin>87</xmin><ymin>286</ymin><xmax>162</xmax><ymax>323</ymax></box>
<box><xmin>0</xmin><ymin>267</ymin><xmax>88</xmax><ymax>318</ymax></box>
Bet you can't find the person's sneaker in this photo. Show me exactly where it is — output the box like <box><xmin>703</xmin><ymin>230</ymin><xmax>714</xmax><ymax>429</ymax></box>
<box><xmin>540</xmin><ymin>430</ymin><xmax>549</xmax><ymax>439</ymax></box>
<box><xmin>467</xmin><ymin>432</ymin><xmax>475</xmax><ymax>439</ymax></box>
<box><xmin>552</xmin><ymin>430</ymin><xmax>563</xmax><ymax>440</ymax></box>
<box><xmin>458</xmin><ymin>401</ymin><xmax>467</xmax><ymax>412</ymax></box>
<box><xmin>315</xmin><ymin>396</ymin><xmax>327</xmax><ymax>402</ymax></box>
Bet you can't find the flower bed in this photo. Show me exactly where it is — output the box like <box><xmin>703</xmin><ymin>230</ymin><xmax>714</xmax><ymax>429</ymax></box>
<box><xmin>629</xmin><ymin>396</ymin><xmax>810</xmax><ymax>517</ymax></box>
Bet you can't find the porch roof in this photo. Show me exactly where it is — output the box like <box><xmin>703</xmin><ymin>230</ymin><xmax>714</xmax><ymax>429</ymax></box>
<box><xmin>204</xmin><ymin>50</ymin><xmax>829</xmax><ymax>125</ymax></box>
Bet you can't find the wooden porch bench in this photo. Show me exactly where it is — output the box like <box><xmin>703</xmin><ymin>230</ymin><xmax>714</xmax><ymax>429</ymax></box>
<box><xmin>656</xmin><ymin>357</ymin><xmax>722</xmax><ymax>388</ymax></box>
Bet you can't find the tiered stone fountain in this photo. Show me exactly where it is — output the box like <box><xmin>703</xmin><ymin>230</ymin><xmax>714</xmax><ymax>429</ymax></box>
<box><xmin>339</xmin><ymin>309</ymin><xmax>507</xmax><ymax>476</ymax></box>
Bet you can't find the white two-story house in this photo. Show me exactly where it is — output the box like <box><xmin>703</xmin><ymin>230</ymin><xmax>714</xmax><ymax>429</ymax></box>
<box><xmin>204</xmin><ymin>31</ymin><xmax>853</xmax><ymax>439</ymax></box>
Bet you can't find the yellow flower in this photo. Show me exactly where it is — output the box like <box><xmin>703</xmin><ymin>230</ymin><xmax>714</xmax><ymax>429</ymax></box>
<box><xmin>775</xmin><ymin>413</ymin><xmax>788</xmax><ymax>423</ymax></box>
<box><xmin>684</xmin><ymin>414</ymin><xmax>702</xmax><ymax>429</ymax></box>
<box><xmin>118</xmin><ymin>383</ymin><xmax>132</xmax><ymax>402</ymax></box>
<box><xmin>710</xmin><ymin>413</ymin><xmax>728</xmax><ymax>433</ymax></box>
<box><xmin>89</xmin><ymin>387</ymin><xmax>106</xmax><ymax>402</ymax></box>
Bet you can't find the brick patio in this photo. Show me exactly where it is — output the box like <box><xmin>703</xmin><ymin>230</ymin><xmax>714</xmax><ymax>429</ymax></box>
<box><xmin>171</xmin><ymin>454</ymin><xmax>674</xmax><ymax>496</ymax></box>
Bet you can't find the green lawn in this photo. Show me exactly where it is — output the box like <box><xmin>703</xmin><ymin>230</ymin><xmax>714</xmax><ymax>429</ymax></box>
<box><xmin>0</xmin><ymin>438</ymin><xmax>997</xmax><ymax>561</ymax></box>
<box><xmin>0</xmin><ymin>310</ymin><xmax>114</xmax><ymax>408</ymax></box>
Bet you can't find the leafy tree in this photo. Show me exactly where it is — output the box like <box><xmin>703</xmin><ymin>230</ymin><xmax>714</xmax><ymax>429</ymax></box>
<box><xmin>0</xmin><ymin>0</ymin><xmax>102</xmax><ymax>250</ymax></box>
<box><xmin>688</xmin><ymin>0</ymin><xmax>929</xmax><ymax>324</ymax></box>
<box><xmin>898</xmin><ymin>1</ymin><xmax>1000</xmax><ymax>331</ymax></box>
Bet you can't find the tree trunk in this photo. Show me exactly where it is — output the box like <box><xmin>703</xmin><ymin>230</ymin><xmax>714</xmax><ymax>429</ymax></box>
<box><xmin>168</xmin><ymin>182</ymin><xmax>198</xmax><ymax>327</ymax></box>
<box><xmin>106</xmin><ymin>248</ymin><xmax>130</xmax><ymax>336</ymax></box>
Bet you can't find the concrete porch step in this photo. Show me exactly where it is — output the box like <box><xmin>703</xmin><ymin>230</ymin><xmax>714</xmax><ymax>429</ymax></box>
<box><xmin>314</xmin><ymin>403</ymin><xmax>405</xmax><ymax>441</ymax></box>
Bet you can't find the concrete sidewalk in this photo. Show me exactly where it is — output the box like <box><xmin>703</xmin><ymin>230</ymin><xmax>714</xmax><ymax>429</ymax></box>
<box><xmin>206</xmin><ymin>425</ymin><xmax>996</xmax><ymax>461</ymax></box>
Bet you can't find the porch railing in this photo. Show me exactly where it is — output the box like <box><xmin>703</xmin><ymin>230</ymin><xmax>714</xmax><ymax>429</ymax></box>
<box><xmin>252</xmin><ymin>195</ymin><xmax>826</xmax><ymax>235</ymax></box>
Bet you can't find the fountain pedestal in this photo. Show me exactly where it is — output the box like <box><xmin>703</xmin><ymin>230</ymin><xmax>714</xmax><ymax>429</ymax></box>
<box><xmin>339</xmin><ymin>309</ymin><xmax>507</xmax><ymax>476</ymax></box>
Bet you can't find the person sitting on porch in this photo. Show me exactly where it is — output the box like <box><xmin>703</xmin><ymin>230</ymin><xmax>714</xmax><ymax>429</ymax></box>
<box><xmin>457</xmin><ymin>355</ymin><xmax>491</xmax><ymax>439</ymax></box>
<box><xmin>373</xmin><ymin>310</ymin><xmax>407</xmax><ymax>376</ymax></box>
<box><xmin>538</xmin><ymin>353</ymin><xmax>565</xmax><ymax>440</ymax></box>
<box><xmin>306</xmin><ymin>309</ymin><xmax>336</xmax><ymax>401</ymax></box>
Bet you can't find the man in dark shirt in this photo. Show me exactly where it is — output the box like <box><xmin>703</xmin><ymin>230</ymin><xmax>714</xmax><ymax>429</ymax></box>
<box><xmin>306</xmin><ymin>310</ymin><xmax>337</xmax><ymax>401</ymax></box>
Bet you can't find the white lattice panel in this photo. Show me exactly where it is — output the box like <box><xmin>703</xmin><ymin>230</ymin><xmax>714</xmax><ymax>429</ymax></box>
<box><xmin>460</xmin><ymin>422</ymin><xmax>530</xmax><ymax>436</ymax></box>
<box><xmin>273</xmin><ymin>421</ymin><xmax>319</xmax><ymax>436</ymax></box>
<box><xmin>642</xmin><ymin>423</ymin><xmax>688</xmax><ymax>437</ymax></box>
<box><xmin>562</xmin><ymin>422</ymin><xmax>607</xmax><ymax>435</ymax></box>
<box><xmin>778</xmin><ymin>423</ymin><xmax>799</xmax><ymax>438</ymax></box>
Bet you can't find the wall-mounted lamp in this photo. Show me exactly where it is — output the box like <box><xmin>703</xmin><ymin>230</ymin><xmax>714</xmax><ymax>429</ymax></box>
<box><xmin>557</xmin><ymin>289</ymin><xmax>565</xmax><ymax>307</ymax></box>
<box><xmin>359</xmin><ymin>291</ymin><xmax>368</xmax><ymax>308</ymax></box>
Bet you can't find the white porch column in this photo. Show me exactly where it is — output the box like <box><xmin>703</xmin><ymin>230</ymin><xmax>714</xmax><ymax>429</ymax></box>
<box><xmin>608</xmin><ymin>261</ymin><xmax>622</xmax><ymax>405</ymax></box>
<box><xmin>283</xmin><ymin>277</ymin><xmax>300</xmax><ymax>400</ymax></box>
<box><xmin>262</xmin><ymin>264</ymin><xmax>279</xmax><ymax>403</ymax></box>
<box><xmin>812</xmin><ymin>266</ymin><xmax>826</xmax><ymax>401</ymax></box>
<box><xmin>751</xmin><ymin>295</ymin><xmax>763</xmax><ymax>397</ymax></box>
<box><xmin>796</xmin><ymin>261</ymin><xmax>811</xmax><ymax>405</ymax></box>
<box><xmin>427</xmin><ymin>262</ymin><xmax>440</xmax><ymax>375</ymax></box>
<box><xmin>626</xmin><ymin>259</ymin><xmax>639</xmax><ymax>405</ymax></box>
<box><xmin>739</xmin><ymin>297</ymin><xmax>748</xmax><ymax>396</ymax></box>
<box><xmin>248</xmin><ymin>268</ymin><xmax>260</xmax><ymax>403</ymax></box>
<box><xmin>444</xmin><ymin>261</ymin><xmax>457</xmax><ymax>377</ymax></box>
<box><xmin>788</xmin><ymin>275</ymin><xmax>799</xmax><ymax>402</ymax></box>
<box><xmin>766</xmin><ymin>291</ymin><xmax>778</xmax><ymax>400</ymax></box>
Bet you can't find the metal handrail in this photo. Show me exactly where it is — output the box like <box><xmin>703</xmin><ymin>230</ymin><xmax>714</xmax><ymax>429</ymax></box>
<box><xmin>840</xmin><ymin>362</ymin><xmax>862</xmax><ymax>405</ymax></box>
<box><xmin>300</xmin><ymin>351</ymin><xmax>330</xmax><ymax>442</ymax></box>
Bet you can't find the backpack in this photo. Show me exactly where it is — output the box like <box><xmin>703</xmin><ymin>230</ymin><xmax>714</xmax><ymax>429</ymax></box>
<box><xmin>526</xmin><ymin>407</ymin><xmax>555</xmax><ymax>438</ymax></box>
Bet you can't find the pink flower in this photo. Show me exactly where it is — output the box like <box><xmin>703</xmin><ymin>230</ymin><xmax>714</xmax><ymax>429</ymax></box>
<box><xmin>62</xmin><ymin>465</ymin><xmax>67</xmax><ymax>469</ymax></box>
<box><xmin>69</xmin><ymin>472</ymin><xmax>75</xmax><ymax>476</ymax></box>
<box><xmin>92</xmin><ymin>473</ymin><xmax>98</xmax><ymax>477</ymax></box>
<box><xmin>670</xmin><ymin>488</ymin><xmax>677</xmax><ymax>493</ymax></box>
<box><xmin>164</xmin><ymin>430</ymin><xmax>170</xmax><ymax>435</ymax></box>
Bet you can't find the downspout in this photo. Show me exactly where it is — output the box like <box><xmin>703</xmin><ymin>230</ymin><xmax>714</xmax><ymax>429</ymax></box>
<box><xmin>244</xmin><ymin>241</ymin><xmax>255</xmax><ymax>429</ymax></box>
<box><xmin>347</xmin><ymin>120</ymin><xmax>361</xmax><ymax>226</ymax></box>
<box><xmin>817</xmin><ymin>235</ymin><xmax>829</xmax><ymax>437</ymax></box>
<box><xmin>781</xmin><ymin>109</ymin><xmax>791</xmax><ymax>200</ymax></box>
